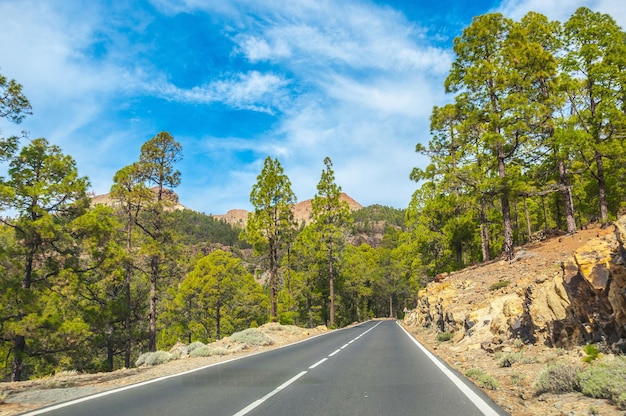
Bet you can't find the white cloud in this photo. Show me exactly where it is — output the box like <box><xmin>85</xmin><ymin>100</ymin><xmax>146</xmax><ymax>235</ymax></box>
<box><xmin>146</xmin><ymin>71</ymin><xmax>290</xmax><ymax>113</ymax></box>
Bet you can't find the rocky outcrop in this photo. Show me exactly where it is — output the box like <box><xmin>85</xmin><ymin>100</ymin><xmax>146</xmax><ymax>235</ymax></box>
<box><xmin>90</xmin><ymin>187</ymin><xmax>186</xmax><ymax>211</ymax></box>
<box><xmin>214</xmin><ymin>193</ymin><xmax>363</xmax><ymax>228</ymax></box>
<box><xmin>404</xmin><ymin>217</ymin><xmax>626</xmax><ymax>353</ymax></box>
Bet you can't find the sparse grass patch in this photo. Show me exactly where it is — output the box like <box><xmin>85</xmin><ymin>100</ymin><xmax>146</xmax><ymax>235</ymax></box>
<box><xmin>578</xmin><ymin>356</ymin><xmax>626</xmax><ymax>409</ymax></box>
<box><xmin>436</xmin><ymin>331</ymin><xmax>454</xmax><ymax>342</ymax></box>
<box><xmin>465</xmin><ymin>368</ymin><xmax>498</xmax><ymax>390</ymax></box>
<box><xmin>135</xmin><ymin>351</ymin><xmax>173</xmax><ymax>367</ymax></box>
<box><xmin>510</xmin><ymin>371</ymin><xmax>526</xmax><ymax>386</ymax></box>
<box><xmin>489</xmin><ymin>280</ymin><xmax>510</xmax><ymax>291</ymax></box>
<box><xmin>544</xmin><ymin>348</ymin><xmax>568</xmax><ymax>363</ymax></box>
<box><xmin>534</xmin><ymin>362</ymin><xmax>581</xmax><ymax>395</ymax></box>
<box><xmin>230</xmin><ymin>328</ymin><xmax>273</xmax><ymax>346</ymax></box>
<box><xmin>0</xmin><ymin>390</ymin><xmax>9</xmax><ymax>404</ymax></box>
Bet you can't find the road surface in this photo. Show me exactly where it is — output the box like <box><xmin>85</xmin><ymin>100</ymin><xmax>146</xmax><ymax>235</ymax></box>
<box><xmin>25</xmin><ymin>320</ymin><xmax>508</xmax><ymax>416</ymax></box>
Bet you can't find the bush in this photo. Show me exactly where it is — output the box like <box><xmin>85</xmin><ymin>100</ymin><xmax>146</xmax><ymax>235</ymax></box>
<box><xmin>465</xmin><ymin>368</ymin><xmax>498</xmax><ymax>390</ymax></box>
<box><xmin>495</xmin><ymin>352</ymin><xmax>538</xmax><ymax>367</ymax></box>
<box><xmin>187</xmin><ymin>341</ymin><xmax>206</xmax><ymax>354</ymax></box>
<box><xmin>230</xmin><ymin>328</ymin><xmax>273</xmax><ymax>346</ymax></box>
<box><xmin>534</xmin><ymin>362</ymin><xmax>581</xmax><ymax>395</ymax></box>
<box><xmin>578</xmin><ymin>356</ymin><xmax>626</xmax><ymax>409</ymax></box>
<box><xmin>582</xmin><ymin>344</ymin><xmax>601</xmax><ymax>363</ymax></box>
<box><xmin>189</xmin><ymin>346</ymin><xmax>212</xmax><ymax>358</ymax></box>
<box><xmin>495</xmin><ymin>352</ymin><xmax>523</xmax><ymax>367</ymax></box>
<box><xmin>436</xmin><ymin>331</ymin><xmax>454</xmax><ymax>342</ymax></box>
<box><xmin>489</xmin><ymin>280</ymin><xmax>511</xmax><ymax>291</ymax></box>
<box><xmin>135</xmin><ymin>351</ymin><xmax>173</xmax><ymax>367</ymax></box>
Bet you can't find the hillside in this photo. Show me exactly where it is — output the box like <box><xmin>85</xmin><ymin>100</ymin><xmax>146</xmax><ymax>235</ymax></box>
<box><xmin>403</xmin><ymin>217</ymin><xmax>626</xmax><ymax>415</ymax></box>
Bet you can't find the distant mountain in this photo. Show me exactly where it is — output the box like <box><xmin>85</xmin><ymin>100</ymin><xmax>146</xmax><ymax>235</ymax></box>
<box><xmin>213</xmin><ymin>193</ymin><xmax>363</xmax><ymax>228</ymax></box>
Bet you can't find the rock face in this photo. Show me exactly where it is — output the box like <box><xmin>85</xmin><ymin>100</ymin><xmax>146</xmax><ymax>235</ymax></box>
<box><xmin>404</xmin><ymin>217</ymin><xmax>626</xmax><ymax>352</ymax></box>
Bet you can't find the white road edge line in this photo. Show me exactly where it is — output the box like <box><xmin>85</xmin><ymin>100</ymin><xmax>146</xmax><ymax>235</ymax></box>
<box><xmin>309</xmin><ymin>358</ymin><xmax>328</xmax><ymax>369</ymax></box>
<box><xmin>397</xmin><ymin>322</ymin><xmax>501</xmax><ymax>416</ymax></box>
<box><xmin>232</xmin><ymin>371</ymin><xmax>307</xmax><ymax>416</ymax></box>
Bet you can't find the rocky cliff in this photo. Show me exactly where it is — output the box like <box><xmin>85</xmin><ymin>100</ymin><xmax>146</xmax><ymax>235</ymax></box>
<box><xmin>404</xmin><ymin>216</ymin><xmax>626</xmax><ymax>353</ymax></box>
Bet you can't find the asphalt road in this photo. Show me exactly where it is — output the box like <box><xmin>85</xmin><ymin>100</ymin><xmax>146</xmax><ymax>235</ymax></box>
<box><xmin>25</xmin><ymin>320</ymin><xmax>508</xmax><ymax>416</ymax></box>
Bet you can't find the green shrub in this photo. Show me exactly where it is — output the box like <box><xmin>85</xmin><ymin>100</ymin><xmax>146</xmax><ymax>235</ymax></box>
<box><xmin>436</xmin><ymin>331</ymin><xmax>454</xmax><ymax>342</ymax></box>
<box><xmin>582</xmin><ymin>344</ymin><xmax>601</xmax><ymax>363</ymax></box>
<box><xmin>465</xmin><ymin>368</ymin><xmax>498</xmax><ymax>390</ymax></box>
<box><xmin>135</xmin><ymin>351</ymin><xmax>173</xmax><ymax>367</ymax></box>
<box><xmin>189</xmin><ymin>346</ymin><xmax>212</xmax><ymax>357</ymax></box>
<box><xmin>534</xmin><ymin>362</ymin><xmax>581</xmax><ymax>395</ymax></box>
<box><xmin>489</xmin><ymin>280</ymin><xmax>510</xmax><ymax>291</ymax></box>
<box><xmin>578</xmin><ymin>356</ymin><xmax>626</xmax><ymax>409</ymax></box>
<box><xmin>187</xmin><ymin>341</ymin><xmax>206</xmax><ymax>353</ymax></box>
<box><xmin>495</xmin><ymin>352</ymin><xmax>523</xmax><ymax>367</ymax></box>
<box><xmin>230</xmin><ymin>328</ymin><xmax>273</xmax><ymax>346</ymax></box>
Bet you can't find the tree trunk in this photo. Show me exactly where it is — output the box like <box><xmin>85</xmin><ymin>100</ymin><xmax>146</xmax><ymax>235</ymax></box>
<box><xmin>148</xmin><ymin>257</ymin><xmax>158</xmax><ymax>352</ymax></box>
<box><xmin>595</xmin><ymin>150</ymin><xmax>609</xmax><ymax>222</ymax></box>
<box><xmin>12</xmin><ymin>250</ymin><xmax>35</xmax><ymax>381</ymax></box>
<box><xmin>107</xmin><ymin>342</ymin><xmax>114</xmax><ymax>372</ymax></box>
<box><xmin>388</xmin><ymin>295</ymin><xmax>393</xmax><ymax>319</ymax></box>
<box><xmin>501</xmin><ymin>192</ymin><xmax>514</xmax><ymax>260</ymax></box>
<box><xmin>479</xmin><ymin>198</ymin><xmax>491</xmax><ymax>262</ymax></box>
<box><xmin>497</xmin><ymin>144</ymin><xmax>514</xmax><ymax>260</ymax></box>
<box><xmin>124</xmin><ymin>215</ymin><xmax>133</xmax><ymax>368</ymax></box>
<box><xmin>216</xmin><ymin>300</ymin><xmax>222</xmax><ymax>340</ymax></box>
<box><xmin>524</xmin><ymin>198</ymin><xmax>532</xmax><ymax>242</ymax></box>
<box><xmin>329</xmin><ymin>255</ymin><xmax>335</xmax><ymax>328</ymax></box>
<box><xmin>11</xmin><ymin>335</ymin><xmax>26</xmax><ymax>382</ymax></box>
<box><xmin>269</xmin><ymin>239</ymin><xmax>278</xmax><ymax>320</ymax></box>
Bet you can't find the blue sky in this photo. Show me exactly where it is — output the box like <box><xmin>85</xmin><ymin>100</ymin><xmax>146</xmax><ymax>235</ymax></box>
<box><xmin>0</xmin><ymin>0</ymin><xmax>623</xmax><ymax>214</ymax></box>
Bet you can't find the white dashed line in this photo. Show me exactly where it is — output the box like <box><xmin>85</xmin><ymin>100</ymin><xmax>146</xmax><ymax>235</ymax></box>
<box><xmin>232</xmin><ymin>321</ymin><xmax>383</xmax><ymax>416</ymax></box>
<box><xmin>329</xmin><ymin>349</ymin><xmax>341</xmax><ymax>357</ymax></box>
<box><xmin>309</xmin><ymin>358</ymin><xmax>328</xmax><ymax>369</ymax></box>
<box><xmin>232</xmin><ymin>371</ymin><xmax>307</xmax><ymax>416</ymax></box>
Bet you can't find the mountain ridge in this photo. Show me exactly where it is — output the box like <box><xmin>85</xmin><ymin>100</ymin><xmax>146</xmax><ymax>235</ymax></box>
<box><xmin>213</xmin><ymin>192</ymin><xmax>363</xmax><ymax>227</ymax></box>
